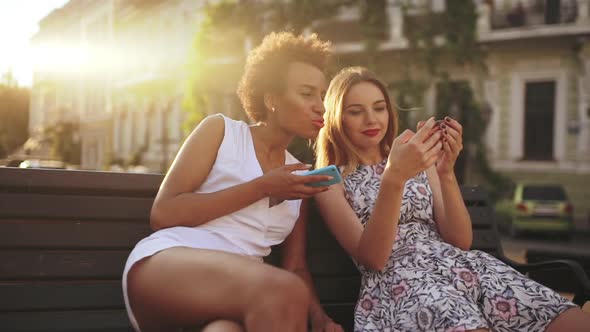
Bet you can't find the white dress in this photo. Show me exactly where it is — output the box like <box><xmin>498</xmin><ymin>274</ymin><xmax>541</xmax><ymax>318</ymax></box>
<box><xmin>122</xmin><ymin>114</ymin><xmax>302</xmax><ymax>331</ymax></box>
<box><xmin>344</xmin><ymin>161</ymin><xmax>575</xmax><ymax>332</ymax></box>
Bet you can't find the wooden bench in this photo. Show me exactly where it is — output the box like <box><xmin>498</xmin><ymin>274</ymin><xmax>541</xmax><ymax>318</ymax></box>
<box><xmin>1</xmin><ymin>167</ymin><xmax>588</xmax><ymax>332</ymax></box>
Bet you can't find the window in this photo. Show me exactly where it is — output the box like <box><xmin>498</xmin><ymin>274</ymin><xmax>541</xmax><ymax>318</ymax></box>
<box><xmin>522</xmin><ymin>185</ymin><xmax>567</xmax><ymax>201</ymax></box>
<box><xmin>523</xmin><ymin>81</ymin><xmax>555</xmax><ymax>161</ymax></box>
<box><xmin>404</xmin><ymin>0</ymin><xmax>445</xmax><ymax>14</ymax></box>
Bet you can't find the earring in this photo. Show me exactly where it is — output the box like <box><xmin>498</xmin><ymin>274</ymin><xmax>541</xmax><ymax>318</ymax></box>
<box><xmin>271</xmin><ymin>107</ymin><xmax>276</xmax><ymax>112</ymax></box>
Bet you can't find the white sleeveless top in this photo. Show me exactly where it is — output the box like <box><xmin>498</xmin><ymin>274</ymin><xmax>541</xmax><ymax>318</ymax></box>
<box><xmin>127</xmin><ymin>114</ymin><xmax>302</xmax><ymax>261</ymax></box>
<box><xmin>190</xmin><ymin>114</ymin><xmax>303</xmax><ymax>255</ymax></box>
<box><xmin>123</xmin><ymin>114</ymin><xmax>302</xmax><ymax>331</ymax></box>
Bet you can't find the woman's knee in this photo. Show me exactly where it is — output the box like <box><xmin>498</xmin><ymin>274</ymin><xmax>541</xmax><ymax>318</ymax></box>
<box><xmin>545</xmin><ymin>307</ymin><xmax>590</xmax><ymax>332</ymax></box>
<box><xmin>271</xmin><ymin>271</ymin><xmax>310</xmax><ymax>304</ymax></box>
<box><xmin>253</xmin><ymin>270</ymin><xmax>311</xmax><ymax>314</ymax></box>
<box><xmin>200</xmin><ymin>320</ymin><xmax>244</xmax><ymax>332</ymax></box>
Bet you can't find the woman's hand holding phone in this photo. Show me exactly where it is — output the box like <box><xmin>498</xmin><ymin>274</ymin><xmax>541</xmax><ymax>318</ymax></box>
<box><xmin>385</xmin><ymin>117</ymin><xmax>443</xmax><ymax>183</ymax></box>
<box><xmin>258</xmin><ymin>164</ymin><xmax>335</xmax><ymax>202</ymax></box>
<box><xmin>302</xmin><ymin>165</ymin><xmax>342</xmax><ymax>187</ymax></box>
<box><xmin>417</xmin><ymin>116</ymin><xmax>463</xmax><ymax>175</ymax></box>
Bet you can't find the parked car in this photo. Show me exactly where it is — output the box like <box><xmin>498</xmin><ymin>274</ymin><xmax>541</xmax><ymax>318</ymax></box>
<box><xmin>4</xmin><ymin>159</ymin><xmax>25</xmax><ymax>167</ymax></box>
<box><xmin>495</xmin><ymin>183</ymin><xmax>574</xmax><ymax>238</ymax></box>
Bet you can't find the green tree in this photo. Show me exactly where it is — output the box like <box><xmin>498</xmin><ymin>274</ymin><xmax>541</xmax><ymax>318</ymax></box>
<box><xmin>44</xmin><ymin>120</ymin><xmax>81</xmax><ymax>165</ymax></box>
<box><xmin>0</xmin><ymin>72</ymin><xmax>30</xmax><ymax>159</ymax></box>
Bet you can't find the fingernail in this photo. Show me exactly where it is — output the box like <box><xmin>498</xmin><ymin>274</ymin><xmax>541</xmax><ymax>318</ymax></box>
<box><xmin>440</xmin><ymin>123</ymin><xmax>446</xmax><ymax>129</ymax></box>
<box><xmin>445</xmin><ymin>116</ymin><xmax>451</xmax><ymax>122</ymax></box>
<box><xmin>444</xmin><ymin>138</ymin><xmax>448</xmax><ymax>142</ymax></box>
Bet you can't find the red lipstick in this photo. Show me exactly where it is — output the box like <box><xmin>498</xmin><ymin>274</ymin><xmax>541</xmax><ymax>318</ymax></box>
<box><xmin>362</xmin><ymin>129</ymin><xmax>380</xmax><ymax>137</ymax></box>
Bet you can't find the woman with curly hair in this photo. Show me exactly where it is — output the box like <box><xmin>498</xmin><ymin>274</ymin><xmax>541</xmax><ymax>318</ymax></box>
<box><xmin>122</xmin><ymin>32</ymin><xmax>343</xmax><ymax>332</ymax></box>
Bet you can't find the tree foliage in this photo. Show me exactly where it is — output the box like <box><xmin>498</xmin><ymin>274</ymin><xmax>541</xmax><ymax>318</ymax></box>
<box><xmin>43</xmin><ymin>120</ymin><xmax>81</xmax><ymax>165</ymax></box>
<box><xmin>0</xmin><ymin>73</ymin><xmax>30</xmax><ymax>159</ymax></box>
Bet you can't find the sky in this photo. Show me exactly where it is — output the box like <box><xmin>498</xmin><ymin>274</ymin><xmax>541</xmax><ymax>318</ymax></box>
<box><xmin>0</xmin><ymin>0</ymin><xmax>70</xmax><ymax>86</ymax></box>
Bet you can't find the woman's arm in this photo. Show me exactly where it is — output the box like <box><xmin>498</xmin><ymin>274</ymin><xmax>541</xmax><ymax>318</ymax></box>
<box><xmin>281</xmin><ymin>199</ymin><xmax>344</xmax><ymax>332</ymax></box>
<box><xmin>426</xmin><ymin>167</ymin><xmax>472</xmax><ymax>250</ymax></box>
<box><xmin>316</xmin><ymin>120</ymin><xmax>442</xmax><ymax>271</ymax></box>
<box><xmin>150</xmin><ymin>115</ymin><xmax>267</xmax><ymax>230</ymax></box>
<box><xmin>315</xmin><ymin>182</ymin><xmax>401</xmax><ymax>271</ymax></box>
<box><xmin>426</xmin><ymin>117</ymin><xmax>472</xmax><ymax>250</ymax></box>
<box><xmin>150</xmin><ymin>115</ymin><xmax>329</xmax><ymax>231</ymax></box>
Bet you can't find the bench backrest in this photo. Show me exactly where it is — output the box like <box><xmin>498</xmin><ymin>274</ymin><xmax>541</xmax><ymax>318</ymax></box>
<box><xmin>0</xmin><ymin>168</ymin><xmax>497</xmax><ymax>332</ymax></box>
<box><xmin>0</xmin><ymin>168</ymin><xmax>159</xmax><ymax>332</ymax></box>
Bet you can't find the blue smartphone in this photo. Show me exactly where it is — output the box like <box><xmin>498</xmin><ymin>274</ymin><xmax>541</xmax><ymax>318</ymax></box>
<box><xmin>303</xmin><ymin>165</ymin><xmax>342</xmax><ymax>187</ymax></box>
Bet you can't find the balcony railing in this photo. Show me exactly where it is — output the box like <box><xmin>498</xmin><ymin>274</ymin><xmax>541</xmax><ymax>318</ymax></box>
<box><xmin>490</xmin><ymin>1</ymin><xmax>578</xmax><ymax>30</ymax></box>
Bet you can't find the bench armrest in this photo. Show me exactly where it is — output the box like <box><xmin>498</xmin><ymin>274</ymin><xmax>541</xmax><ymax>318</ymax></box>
<box><xmin>502</xmin><ymin>257</ymin><xmax>590</xmax><ymax>306</ymax></box>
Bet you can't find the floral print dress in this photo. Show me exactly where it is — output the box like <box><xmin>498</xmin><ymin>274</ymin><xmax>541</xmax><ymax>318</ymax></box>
<box><xmin>343</xmin><ymin>161</ymin><xmax>576</xmax><ymax>332</ymax></box>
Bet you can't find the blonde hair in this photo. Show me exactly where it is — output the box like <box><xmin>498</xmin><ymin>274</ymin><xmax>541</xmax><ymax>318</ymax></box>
<box><xmin>315</xmin><ymin>67</ymin><xmax>398</xmax><ymax>176</ymax></box>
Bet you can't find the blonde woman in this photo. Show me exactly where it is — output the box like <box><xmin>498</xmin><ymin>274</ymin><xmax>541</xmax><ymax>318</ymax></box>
<box><xmin>314</xmin><ymin>66</ymin><xmax>589</xmax><ymax>331</ymax></box>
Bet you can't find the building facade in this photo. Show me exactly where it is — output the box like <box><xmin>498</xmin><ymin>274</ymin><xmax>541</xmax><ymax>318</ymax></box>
<box><xmin>30</xmin><ymin>0</ymin><xmax>216</xmax><ymax>171</ymax></box>
<box><xmin>314</xmin><ymin>0</ymin><xmax>590</xmax><ymax>228</ymax></box>
<box><xmin>30</xmin><ymin>0</ymin><xmax>590</xmax><ymax>227</ymax></box>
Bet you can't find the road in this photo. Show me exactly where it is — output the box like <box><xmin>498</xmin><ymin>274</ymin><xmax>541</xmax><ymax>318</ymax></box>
<box><xmin>500</xmin><ymin>232</ymin><xmax>590</xmax><ymax>263</ymax></box>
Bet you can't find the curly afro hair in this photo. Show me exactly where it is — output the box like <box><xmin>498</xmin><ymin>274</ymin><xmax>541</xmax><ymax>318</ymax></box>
<box><xmin>237</xmin><ymin>31</ymin><xmax>332</xmax><ymax>122</ymax></box>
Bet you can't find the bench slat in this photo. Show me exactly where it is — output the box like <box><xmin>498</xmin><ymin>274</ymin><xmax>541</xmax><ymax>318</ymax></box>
<box><xmin>307</xmin><ymin>250</ymin><xmax>359</xmax><ymax>276</ymax></box>
<box><xmin>460</xmin><ymin>186</ymin><xmax>490</xmax><ymax>204</ymax></box>
<box><xmin>472</xmin><ymin>229</ymin><xmax>499</xmax><ymax>252</ymax></box>
<box><xmin>467</xmin><ymin>206</ymin><xmax>495</xmax><ymax>228</ymax></box>
<box><xmin>323</xmin><ymin>303</ymin><xmax>356</xmax><ymax>332</ymax></box>
<box><xmin>0</xmin><ymin>193</ymin><xmax>153</xmax><ymax>220</ymax></box>
<box><xmin>0</xmin><ymin>309</ymin><xmax>132</xmax><ymax>332</ymax></box>
<box><xmin>0</xmin><ymin>250</ymin><xmax>129</xmax><ymax>279</ymax></box>
<box><xmin>0</xmin><ymin>167</ymin><xmax>161</xmax><ymax>196</ymax></box>
<box><xmin>0</xmin><ymin>219</ymin><xmax>151</xmax><ymax>249</ymax></box>
<box><xmin>0</xmin><ymin>277</ymin><xmax>361</xmax><ymax>312</ymax></box>
<box><xmin>306</xmin><ymin>216</ymin><xmax>344</xmax><ymax>250</ymax></box>
<box><xmin>314</xmin><ymin>276</ymin><xmax>361</xmax><ymax>303</ymax></box>
<box><xmin>0</xmin><ymin>281</ymin><xmax>124</xmax><ymax>311</ymax></box>
<box><xmin>265</xmin><ymin>249</ymin><xmax>359</xmax><ymax>276</ymax></box>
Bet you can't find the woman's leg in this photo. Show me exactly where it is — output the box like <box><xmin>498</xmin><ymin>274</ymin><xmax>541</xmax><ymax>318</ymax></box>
<box><xmin>127</xmin><ymin>247</ymin><xmax>310</xmax><ymax>332</ymax></box>
<box><xmin>545</xmin><ymin>307</ymin><xmax>590</xmax><ymax>332</ymax></box>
